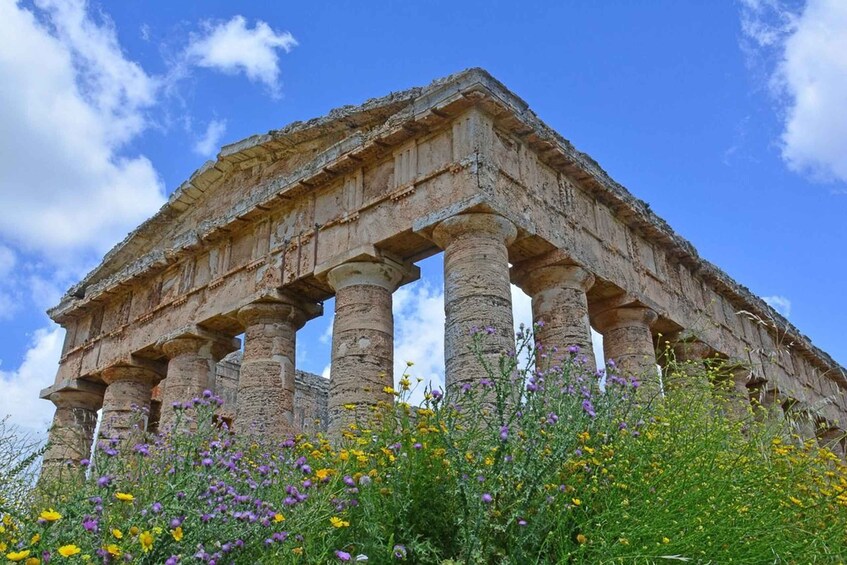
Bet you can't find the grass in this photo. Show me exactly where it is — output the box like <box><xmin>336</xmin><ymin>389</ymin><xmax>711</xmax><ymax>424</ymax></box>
<box><xmin>2</xmin><ymin>327</ymin><xmax>846</xmax><ymax>563</ymax></box>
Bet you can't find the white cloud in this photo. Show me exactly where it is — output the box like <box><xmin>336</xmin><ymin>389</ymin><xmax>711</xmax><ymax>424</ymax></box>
<box><xmin>0</xmin><ymin>325</ymin><xmax>64</xmax><ymax>437</ymax></box>
<box><xmin>763</xmin><ymin>294</ymin><xmax>792</xmax><ymax>317</ymax></box>
<box><xmin>0</xmin><ymin>0</ymin><xmax>165</xmax><ymax>257</ymax></box>
<box><xmin>186</xmin><ymin>16</ymin><xmax>297</xmax><ymax>95</ymax></box>
<box><xmin>393</xmin><ymin>280</ymin><xmax>446</xmax><ymax>401</ymax></box>
<box><xmin>741</xmin><ymin>0</ymin><xmax>847</xmax><ymax>186</ymax></box>
<box><xmin>193</xmin><ymin>119</ymin><xmax>227</xmax><ymax>157</ymax></box>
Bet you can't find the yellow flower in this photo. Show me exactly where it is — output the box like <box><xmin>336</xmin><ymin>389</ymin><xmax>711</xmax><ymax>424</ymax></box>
<box><xmin>111</xmin><ymin>529</ymin><xmax>123</xmax><ymax>539</ymax></box>
<box><xmin>292</xmin><ymin>547</ymin><xmax>303</xmax><ymax>555</ymax></box>
<box><xmin>129</xmin><ymin>527</ymin><xmax>139</xmax><ymax>536</ymax></box>
<box><xmin>343</xmin><ymin>404</ymin><xmax>356</xmax><ymax>411</ymax></box>
<box><xmin>662</xmin><ymin>537</ymin><xmax>670</xmax><ymax>544</ymax></box>
<box><xmin>30</xmin><ymin>534</ymin><xmax>40</xmax><ymax>545</ymax></box>
<box><xmin>139</xmin><ymin>531</ymin><xmax>154</xmax><ymax>552</ymax></box>
<box><xmin>6</xmin><ymin>550</ymin><xmax>31</xmax><ymax>562</ymax></box>
<box><xmin>382</xmin><ymin>386</ymin><xmax>396</xmax><ymax>395</ymax></box>
<box><xmin>273</xmin><ymin>513</ymin><xmax>286</xmax><ymax>523</ymax></box>
<box><xmin>57</xmin><ymin>545</ymin><xmax>81</xmax><ymax>557</ymax></box>
<box><xmin>39</xmin><ymin>509</ymin><xmax>62</xmax><ymax>522</ymax></box>
<box><xmin>114</xmin><ymin>492</ymin><xmax>134</xmax><ymax>502</ymax></box>
<box><xmin>330</xmin><ymin>516</ymin><xmax>350</xmax><ymax>528</ymax></box>
<box><xmin>315</xmin><ymin>469</ymin><xmax>332</xmax><ymax>481</ymax></box>
<box><xmin>25</xmin><ymin>557</ymin><xmax>41</xmax><ymax>565</ymax></box>
<box><xmin>105</xmin><ymin>544</ymin><xmax>121</xmax><ymax>557</ymax></box>
<box><xmin>406</xmin><ymin>361</ymin><xmax>414</xmax><ymax>367</ymax></box>
<box><xmin>572</xmin><ymin>498</ymin><xmax>582</xmax><ymax>506</ymax></box>
<box><xmin>576</xmin><ymin>534</ymin><xmax>587</xmax><ymax>544</ymax></box>
<box><xmin>171</xmin><ymin>527</ymin><xmax>183</xmax><ymax>542</ymax></box>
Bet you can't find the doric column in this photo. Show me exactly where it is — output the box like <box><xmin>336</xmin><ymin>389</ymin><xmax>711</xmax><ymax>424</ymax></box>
<box><xmin>432</xmin><ymin>213</ymin><xmax>517</xmax><ymax>392</ymax></box>
<box><xmin>158</xmin><ymin>332</ymin><xmax>239</xmax><ymax>432</ymax></box>
<box><xmin>593</xmin><ymin>306</ymin><xmax>659</xmax><ymax>387</ymax></box>
<box><xmin>512</xmin><ymin>263</ymin><xmax>596</xmax><ymax>372</ymax></box>
<box><xmin>41</xmin><ymin>386</ymin><xmax>103</xmax><ymax>476</ymax></box>
<box><xmin>236</xmin><ymin>297</ymin><xmax>320</xmax><ymax>437</ymax></box>
<box><xmin>327</xmin><ymin>260</ymin><xmax>407</xmax><ymax>438</ymax></box>
<box><xmin>659</xmin><ymin>335</ymin><xmax>713</xmax><ymax>393</ymax></box>
<box><xmin>100</xmin><ymin>366</ymin><xmax>161</xmax><ymax>443</ymax></box>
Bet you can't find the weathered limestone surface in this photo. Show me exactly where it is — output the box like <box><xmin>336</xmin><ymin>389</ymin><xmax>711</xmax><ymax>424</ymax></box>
<box><xmin>214</xmin><ymin>351</ymin><xmax>329</xmax><ymax>432</ymax></box>
<box><xmin>326</xmin><ymin>260</ymin><xmax>409</xmax><ymax>437</ymax></box>
<box><xmin>236</xmin><ymin>298</ymin><xmax>320</xmax><ymax>437</ymax></box>
<box><xmin>593</xmin><ymin>306</ymin><xmax>659</xmax><ymax>387</ymax></box>
<box><xmin>100</xmin><ymin>366</ymin><xmax>161</xmax><ymax>442</ymax></box>
<box><xmin>38</xmin><ymin>68</ymin><xmax>845</xmax><ymax>462</ymax></box>
<box><xmin>41</xmin><ymin>384</ymin><xmax>103</xmax><ymax>475</ymax></box>
<box><xmin>432</xmin><ymin>213</ymin><xmax>517</xmax><ymax>391</ymax></box>
<box><xmin>513</xmin><ymin>261</ymin><xmax>596</xmax><ymax>372</ymax></box>
<box><xmin>158</xmin><ymin>331</ymin><xmax>239</xmax><ymax>431</ymax></box>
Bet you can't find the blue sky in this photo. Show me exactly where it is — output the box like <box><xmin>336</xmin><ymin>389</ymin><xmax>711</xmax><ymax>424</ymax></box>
<box><xmin>1</xmin><ymin>0</ymin><xmax>845</xmax><ymax>434</ymax></box>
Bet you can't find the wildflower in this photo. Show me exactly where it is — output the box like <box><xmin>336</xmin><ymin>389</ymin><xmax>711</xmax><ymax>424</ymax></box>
<box><xmin>330</xmin><ymin>517</ymin><xmax>350</xmax><ymax>528</ymax></box>
<box><xmin>82</xmin><ymin>517</ymin><xmax>97</xmax><ymax>532</ymax></box>
<box><xmin>31</xmin><ymin>534</ymin><xmax>40</xmax><ymax>544</ymax></box>
<box><xmin>481</xmin><ymin>493</ymin><xmax>493</xmax><ymax>504</ymax></box>
<box><xmin>57</xmin><ymin>545</ymin><xmax>81</xmax><ymax>557</ymax></box>
<box><xmin>6</xmin><ymin>550</ymin><xmax>31</xmax><ymax>562</ymax></box>
<box><xmin>315</xmin><ymin>469</ymin><xmax>332</xmax><ymax>481</ymax></box>
<box><xmin>581</xmin><ymin>399</ymin><xmax>596</xmax><ymax>418</ymax></box>
<box><xmin>171</xmin><ymin>527</ymin><xmax>183</xmax><ymax>542</ymax></box>
<box><xmin>576</xmin><ymin>534</ymin><xmax>587</xmax><ymax>544</ymax></box>
<box><xmin>393</xmin><ymin>544</ymin><xmax>407</xmax><ymax>559</ymax></box>
<box><xmin>115</xmin><ymin>492</ymin><xmax>134</xmax><ymax>502</ymax></box>
<box><xmin>39</xmin><ymin>509</ymin><xmax>61</xmax><ymax>522</ymax></box>
<box><xmin>129</xmin><ymin>526</ymin><xmax>139</xmax><ymax>536</ymax></box>
<box><xmin>572</xmin><ymin>498</ymin><xmax>582</xmax><ymax>506</ymax></box>
<box><xmin>383</xmin><ymin>386</ymin><xmax>396</xmax><ymax>395</ymax></box>
<box><xmin>25</xmin><ymin>558</ymin><xmax>40</xmax><ymax>565</ymax></box>
<box><xmin>112</xmin><ymin>529</ymin><xmax>123</xmax><ymax>539</ymax></box>
<box><xmin>96</xmin><ymin>476</ymin><xmax>111</xmax><ymax>488</ymax></box>
<box><xmin>79</xmin><ymin>458</ymin><xmax>90</xmax><ymax>467</ymax></box>
<box><xmin>662</xmin><ymin>537</ymin><xmax>670</xmax><ymax>544</ymax></box>
<box><xmin>431</xmin><ymin>389</ymin><xmax>442</xmax><ymax>400</ymax></box>
<box><xmin>139</xmin><ymin>531</ymin><xmax>154</xmax><ymax>552</ymax></box>
<box><xmin>105</xmin><ymin>545</ymin><xmax>121</xmax><ymax>557</ymax></box>
<box><xmin>165</xmin><ymin>556</ymin><xmax>179</xmax><ymax>565</ymax></box>
<box><xmin>336</xmin><ymin>550</ymin><xmax>352</xmax><ymax>561</ymax></box>
<box><xmin>499</xmin><ymin>426</ymin><xmax>509</xmax><ymax>441</ymax></box>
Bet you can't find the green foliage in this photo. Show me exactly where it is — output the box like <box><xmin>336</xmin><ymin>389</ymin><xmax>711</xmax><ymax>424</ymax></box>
<box><xmin>2</xmin><ymin>328</ymin><xmax>847</xmax><ymax>563</ymax></box>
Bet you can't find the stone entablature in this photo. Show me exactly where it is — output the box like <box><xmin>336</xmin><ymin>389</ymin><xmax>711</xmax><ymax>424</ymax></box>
<box><xmin>39</xmin><ymin>69</ymin><xmax>846</xmax><ymax>471</ymax></box>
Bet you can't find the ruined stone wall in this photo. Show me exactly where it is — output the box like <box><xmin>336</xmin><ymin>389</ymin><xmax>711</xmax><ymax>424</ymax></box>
<box><xmin>214</xmin><ymin>350</ymin><xmax>328</xmax><ymax>432</ymax></box>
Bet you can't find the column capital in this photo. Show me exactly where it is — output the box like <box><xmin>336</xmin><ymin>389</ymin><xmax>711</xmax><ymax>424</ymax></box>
<box><xmin>592</xmin><ymin>305</ymin><xmax>658</xmax><ymax>333</ymax></box>
<box><xmin>237</xmin><ymin>296</ymin><xmax>321</xmax><ymax>330</ymax></box>
<box><xmin>662</xmin><ymin>334</ymin><xmax>714</xmax><ymax>362</ymax></box>
<box><xmin>101</xmin><ymin>365</ymin><xmax>162</xmax><ymax>386</ymax></box>
<box><xmin>46</xmin><ymin>388</ymin><xmax>103</xmax><ymax>411</ymax></box>
<box><xmin>512</xmin><ymin>263</ymin><xmax>595</xmax><ymax>296</ymax></box>
<box><xmin>327</xmin><ymin>259</ymin><xmax>410</xmax><ymax>293</ymax></box>
<box><xmin>431</xmin><ymin>212</ymin><xmax>517</xmax><ymax>249</ymax></box>
<box><xmin>160</xmin><ymin>331</ymin><xmax>239</xmax><ymax>361</ymax></box>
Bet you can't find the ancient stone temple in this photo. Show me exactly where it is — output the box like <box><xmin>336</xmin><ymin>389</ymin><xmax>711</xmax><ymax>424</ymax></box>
<box><xmin>39</xmin><ymin>68</ymin><xmax>846</xmax><ymax>471</ymax></box>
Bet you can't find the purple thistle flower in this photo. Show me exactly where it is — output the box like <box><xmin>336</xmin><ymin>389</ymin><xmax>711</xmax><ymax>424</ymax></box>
<box><xmin>481</xmin><ymin>493</ymin><xmax>493</xmax><ymax>504</ymax></box>
<box><xmin>582</xmin><ymin>399</ymin><xmax>596</xmax><ymax>418</ymax></box>
<box><xmin>518</xmin><ymin>518</ymin><xmax>528</xmax><ymax>526</ymax></box>
<box><xmin>97</xmin><ymin>475</ymin><xmax>111</xmax><ymax>487</ymax></box>
<box><xmin>567</xmin><ymin>345</ymin><xmax>580</xmax><ymax>354</ymax></box>
<box><xmin>82</xmin><ymin>516</ymin><xmax>98</xmax><ymax>532</ymax></box>
<box><xmin>431</xmin><ymin>388</ymin><xmax>443</xmax><ymax>400</ymax></box>
<box><xmin>165</xmin><ymin>557</ymin><xmax>179</xmax><ymax>565</ymax></box>
<box><xmin>336</xmin><ymin>550</ymin><xmax>352</xmax><ymax>561</ymax></box>
<box><xmin>499</xmin><ymin>426</ymin><xmax>509</xmax><ymax>441</ymax></box>
<box><xmin>79</xmin><ymin>458</ymin><xmax>90</xmax><ymax>467</ymax></box>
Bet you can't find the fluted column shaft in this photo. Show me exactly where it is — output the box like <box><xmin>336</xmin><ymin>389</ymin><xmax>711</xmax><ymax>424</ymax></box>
<box><xmin>327</xmin><ymin>260</ymin><xmax>405</xmax><ymax>438</ymax></box>
<box><xmin>432</xmin><ymin>213</ymin><xmax>517</xmax><ymax>392</ymax></box>
<box><xmin>100</xmin><ymin>366</ymin><xmax>161</xmax><ymax>442</ymax></box>
<box><xmin>42</xmin><ymin>390</ymin><xmax>102</xmax><ymax>475</ymax></box>
<box><xmin>513</xmin><ymin>264</ymin><xmax>596</xmax><ymax>372</ymax></box>
<box><xmin>237</xmin><ymin>300</ymin><xmax>314</xmax><ymax>437</ymax></box>
<box><xmin>159</xmin><ymin>334</ymin><xmax>237</xmax><ymax>432</ymax></box>
<box><xmin>593</xmin><ymin>306</ymin><xmax>659</xmax><ymax>387</ymax></box>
